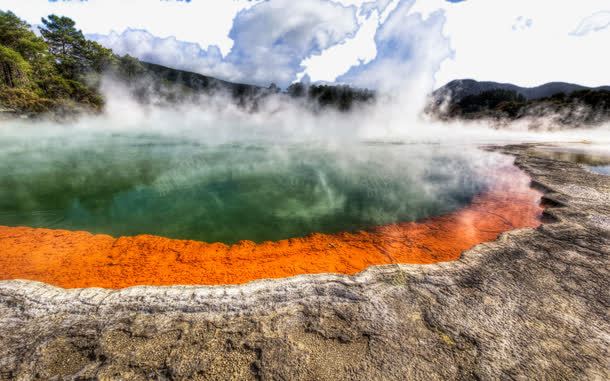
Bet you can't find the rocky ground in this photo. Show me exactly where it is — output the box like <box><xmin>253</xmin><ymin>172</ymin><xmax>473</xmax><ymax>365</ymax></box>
<box><xmin>0</xmin><ymin>144</ymin><xmax>608</xmax><ymax>380</ymax></box>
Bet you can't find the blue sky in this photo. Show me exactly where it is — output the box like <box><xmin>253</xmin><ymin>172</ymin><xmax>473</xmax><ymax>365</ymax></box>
<box><xmin>1</xmin><ymin>0</ymin><xmax>609</xmax><ymax>89</ymax></box>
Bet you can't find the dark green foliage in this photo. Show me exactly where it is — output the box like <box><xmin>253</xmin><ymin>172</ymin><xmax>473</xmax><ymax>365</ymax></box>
<box><xmin>433</xmin><ymin>86</ymin><xmax>610</xmax><ymax>125</ymax></box>
<box><xmin>39</xmin><ymin>15</ymin><xmax>88</xmax><ymax>79</ymax></box>
<box><xmin>307</xmin><ymin>84</ymin><xmax>374</xmax><ymax>111</ymax></box>
<box><xmin>0</xmin><ymin>10</ymin><xmax>49</xmax><ymax>90</ymax></box>
<box><xmin>457</xmin><ymin>89</ymin><xmax>526</xmax><ymax>114</ymax></box>
<box><xmin>39</xmin><ymin>15</ymin><xmax>116</xmax><ymax>79</ymax></box>
<box><xmin>0</xmin><ymin>11</ymin><xmax>49</xmax><ymax>63</ymax></box>
<box><xmin>127</xmin><ymin>61</ymin><xmax>266</xmax><ymax>106</ymax></box>
<box><xmin>286</xmin><ymin>82</ymin><xmax>374</xmax><ymax>111</ymax></box>
<box><xmin>83</xmin><ymin>39</ymin><xmax>117</xmax><ymax>74</ymax></box>
<box><xmin>130</xmin><ymin>62</ymin><xmax>375</xmax><ymax>111</ymax></box>
<box><xmin>0</xmin><ymin>11</ymin><xmax>108</xmax><ymax>114</ymax></box>
<box><xmin>287</xmin><ymin>82</ymin><xmax>306</xmax><ymax>97</ymax></box>
<box><xmin>549</xmin><ymin>92</ymin><xmax>566</xmax><ymax>101</ymax></box>
<box><xmin>0</xmin><ymin>45</ymin><xmax>30</xmax><ymax>88</ymax></box>
<box><xmin>569</xmin><ymin>89</ymin><xmax>610</xmax><ymax>110</ymax></box>
<box><xmin>456</xmin><ymin>89</ymin><xmax>526</xmax><ymax>119</ymax></box>
<box><xmin>116</xmin><ymin>54</ymin><xmax>146</xmax><ymax>80</ymax></box>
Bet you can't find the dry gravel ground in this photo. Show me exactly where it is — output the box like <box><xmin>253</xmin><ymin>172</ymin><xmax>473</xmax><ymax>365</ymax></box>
<box><xmin>0</xmin><ymin>144</ymin><xmax>608</xmax><ymax>380</ymax></box>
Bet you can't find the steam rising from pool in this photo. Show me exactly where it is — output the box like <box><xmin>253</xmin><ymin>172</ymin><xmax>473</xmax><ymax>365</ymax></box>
<box><xmin>1</xmin><ymin>77</ymin><xmax>608</xmax><ymax>243</ymax></box>
<box><xmin>0</xmin><ymin>131</ymin><xmax>506</xmax><ymax>243</ymax></box>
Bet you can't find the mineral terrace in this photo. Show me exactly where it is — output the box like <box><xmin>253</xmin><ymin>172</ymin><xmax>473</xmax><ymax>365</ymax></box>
<box><xmin>0</xmin><ymin>144</ymin><xmax>608</xmax><ymax>380</ymax></box>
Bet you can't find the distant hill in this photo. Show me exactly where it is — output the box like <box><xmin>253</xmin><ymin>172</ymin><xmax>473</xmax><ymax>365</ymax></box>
<box><xmin>427</xmin><ymin>79</ymin><xmax>610</xmax><ymax>127</ymax></box>
<box><xmin>139</xmin><ymin>62</ymin><xmax>266</xmax><ymax>98</ymax></box>
<box><xmin>127</xmin><ymin>62</ymin><xmax>374</xmax><ymax>112</ymax></box>
<box><xmin>121</xmin><ymin>61</ymin><xmax>273</xmax><ymax>109</ymax></box>
<box><xmin>433</xmin><ymin>79</ymin><xmax>610</xmax><ymax>102</ymax></box>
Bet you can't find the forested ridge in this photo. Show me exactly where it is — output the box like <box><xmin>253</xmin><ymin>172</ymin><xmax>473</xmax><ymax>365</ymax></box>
<box><xmin>0</xmin><ymin>10</ymin><xmax>375</xmax><ymax>117</ymax></box>
<box><xmin>6</xmin><ymin>9</ymin><xmax>604</xmax><ymax>124</ymax></box>
<box><xmin>428</xmin><ymin>79</ymin><xmax>610</xmax><ymax>126</ymax></box>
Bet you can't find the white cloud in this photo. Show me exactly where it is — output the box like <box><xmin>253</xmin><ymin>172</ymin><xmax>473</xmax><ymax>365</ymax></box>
<box><xmin>296</xmin><ymin>0</ymin><xmax>422</xmax><ymax>85</ymax></box>
<box><xmin>298</xmin><ymin>2</ymin><xmax>383</xmax><ymax>83</ymax></box>
<box><xmin>338</xmin><ymin>1</ymin><xmax>450</xmax><ymax>95</ymax></box>
<box><xmin>224</xmin><ymin>0</ymin><xmax>359</xmax><ymax>86</ymax></box>
<box><xmin>410</xmin><ymin>0</ymin><xmax>610</xmax><ymax>88</ymax></box>
<box><xmin>1</xmin><ymin>0</ymin><xmax>609</xmax><ymax>90</ymax></box>
<box><xmin>88</xmin><ymin>29</ymin><xmax>242</xmax><ymax>81</ymax></box>
<box><xmin>88</xmin><ymin>0</ymin><xmax>360</xmax><ymax>87</ymax></box>
<box><xmin>512</xmin><ymin>16</ymin><xmax>533</xmax><ymax>31</ymax></box>
<box><xmin>571</xmin><ymin>11</ymin><xmax>610</xmax><ymax>36</ymax></box>
<box><xmin>0</xmin><ymin>0</ymin><xmax>257</xmax><ymax>55</ymax></box>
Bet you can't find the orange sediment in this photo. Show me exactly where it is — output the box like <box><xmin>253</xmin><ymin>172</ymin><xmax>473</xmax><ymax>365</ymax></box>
<box><xmin>0</xmin><ymin>169</ymin><xmax>543</xmax><ymax>289</ymax></box>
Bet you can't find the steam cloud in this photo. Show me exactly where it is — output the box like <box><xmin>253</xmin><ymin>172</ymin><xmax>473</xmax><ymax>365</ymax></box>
<box><xmin>1</xmin><ymin>0</ymin><xmax>609</xmax><ymax>241</ymax></box>
<box><xmin>2</xmin><ymin>66</ymin><xmax>609</xmax><ymax>244</ymax></box>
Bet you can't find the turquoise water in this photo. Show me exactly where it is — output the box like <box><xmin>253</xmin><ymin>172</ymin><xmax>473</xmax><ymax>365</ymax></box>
<box><xmin>0</xmin><ymin>132</ymin><xmax>494</xmax><ymax>243</ymax></box>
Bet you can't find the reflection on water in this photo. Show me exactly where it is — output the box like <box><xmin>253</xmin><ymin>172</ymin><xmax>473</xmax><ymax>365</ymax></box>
<box><xmin>0</xmin><ymin>131</ymin><xmax>504</xmax><ymax>243</ymax></box>
<box><xmin>535</xmin><ymin>145</ymin><xmax>610</xmax><ymax>176</ymax></box>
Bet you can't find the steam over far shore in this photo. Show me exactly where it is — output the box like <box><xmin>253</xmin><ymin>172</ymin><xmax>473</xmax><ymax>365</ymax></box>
<box><xmin>3</xmin><ymin>73</ymin><xmax>609</xmax><ymax>150</ymax></box>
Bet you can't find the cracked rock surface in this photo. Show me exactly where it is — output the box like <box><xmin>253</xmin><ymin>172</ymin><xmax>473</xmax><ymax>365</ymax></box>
<box><xmin>0</xmin><ymin>144</ymin><xmax>608</xmax><ymax>380</ymax></box>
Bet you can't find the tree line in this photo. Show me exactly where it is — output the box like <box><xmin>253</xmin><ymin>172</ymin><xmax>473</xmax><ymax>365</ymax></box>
<box><xmin>287</xmin><ymin>82</ymin><xmax>375</xmax><ymax>111</ymax></box>
<box><xmin>429</xmin><ymin>88</ymin><xmax>610</xmax><ymax>126</ymax></box>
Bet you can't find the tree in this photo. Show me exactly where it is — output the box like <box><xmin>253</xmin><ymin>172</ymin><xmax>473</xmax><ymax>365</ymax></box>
<box><xmin>117</xmin><ymin>54</ymin><xmax>145</xmax><ymax>79</ymax></box>
<box><xmin>0</xmin><ymin>12</ymin><xmax>51</xmax><ymax>111</ymax></box>
<box><xmin>39</xmin><ymin>15</ymin><xmax>117</xmax><ymax>79</ymax></box>
<box><xmin>287</xmin><ymin>82</ymin><xmax>306</xmax><ymax>97</ymax></box>
<box><xmin>0</xmin><ymin>45</ymin><xmax>30</xmax><ymax>88</ymax></box>
<box><xmin>39</xmin><ymin>15</ymin><xmax>89</xmax><ymax>78</ymax></box>
<box><xmin>83</xmin><ymin>39</ymin><xmax>117</xmax><ymax>73</ymax></box>
<box><xmin>268</xmin><ymin>82</ymin><xmax>279</xmax><ymax>94</ymax></box>
<box><xmin>0</xmin><ymin>11</ymin><xmax>52</xmax><ymax>79</ymax></box>
<box><xmin>0</xmin><ymin>12</ymin><xmax>112</xmax><ymax>113</ymax></box>
<box><xmin>457</xmin><ymin>89</ymin><xmax>526</xmax><ymax>115</ymax></box>
<box><xmin>0</xmin><ymin>11</ymin><xmax>42</xmax><ymax>56</ymax></box>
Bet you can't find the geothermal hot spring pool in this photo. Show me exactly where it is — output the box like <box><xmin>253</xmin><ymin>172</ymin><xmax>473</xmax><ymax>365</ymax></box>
<box><xmin>1</xmin><ymin>136</ymin><xmax>510</xmax><ymax>242</ymax></box>
<box><xmin>0</xmin><ymin>131</ymin><xmax>543</xmax><ymax>288</ymax></box>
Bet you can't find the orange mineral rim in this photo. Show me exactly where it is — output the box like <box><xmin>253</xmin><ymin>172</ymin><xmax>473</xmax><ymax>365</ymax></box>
<box><xmin>0</xmin><ymin>166</ymin><xmax>543</xmax><ymax>289</ymax></box>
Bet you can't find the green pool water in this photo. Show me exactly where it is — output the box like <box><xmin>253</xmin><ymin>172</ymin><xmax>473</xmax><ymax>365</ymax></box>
<box><xmin>0</xmin><ymin>131</ymin><xmax>497</xmax><ymax>243</ymax></box>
